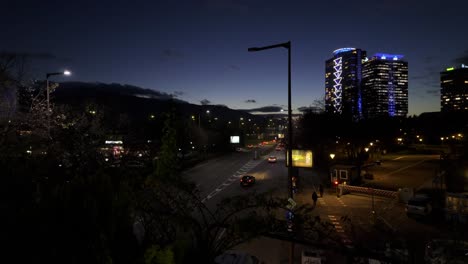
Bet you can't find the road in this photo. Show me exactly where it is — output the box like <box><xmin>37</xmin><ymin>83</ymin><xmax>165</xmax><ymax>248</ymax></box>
<box><xmin>181</xmin><ymin>151</ymin><xmax>448</xmax><ymax>262</ymax></box>
<box><xmin>363</xmin><ymin>154</ymin><xmax>441</xmax><ymax>190</ymax></box>
<box><xmin>182</xmin><ymin>144</ymin><xmax>295</xmax><ymax>206</ymax></box>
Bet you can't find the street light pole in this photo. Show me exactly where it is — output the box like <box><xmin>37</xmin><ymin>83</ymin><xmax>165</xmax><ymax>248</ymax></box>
<box><xmin>248</xmin><ymin>41</ymin><xmax>294</xmax><ymax>264</ymax></box>
<box><xmin>45</xmin><ymin>70</ymin><xmax>71</xmax><ymax>137</ymax></box>
<box><xmin>248</xmin><ymin>41</ymin><xmax>293</xmax><ymax>199</ymax></box>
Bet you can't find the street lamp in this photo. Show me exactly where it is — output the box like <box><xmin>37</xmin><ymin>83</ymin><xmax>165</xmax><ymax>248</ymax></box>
<box><xmin>46</xmin><ymin>70</ymin><xmax>71</xmax><ymax>137</ymax></box>
<box><xmin>248</xmin><ymin>41</ymin><xmax>293</xmax><ymax>199</ymax></box>
<box><xmin>249</xmin><ymin>41</ymin><xmax>294</xmax><ymax>264</ymax></box>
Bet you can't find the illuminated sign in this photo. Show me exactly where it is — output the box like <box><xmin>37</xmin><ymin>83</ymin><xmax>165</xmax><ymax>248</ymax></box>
<box><xmin>333</xmin><ymin>47</ymin><xmax>356</xmax><ymax>56</ymax></box>
<box><xmin>333</xmin><ymin>57</ymin><xmax>343</xmax><ymax>114</ymax></box>
<box><xmin>278</xmin><ymin>133</ymin><xmax>285</xmax><ymax>139</ymax></box>
<box><xmin>446</xmin><ymin>67</ymin><xmax>454</xmax><ymax>71</ymax></box>
<box><xmin>105</xmin><ymin>140</ymin><xmax>123</xmax><ymax>144</ymax></box>
<box><xmin>286</xmin><ymin>149</ymin><xmax>313</xmax><ymax>168</ymax></box>
<box><xmin>230</xmin><ymin>136</ymin><xmax>240</xmax><ymax>144</ymax></box>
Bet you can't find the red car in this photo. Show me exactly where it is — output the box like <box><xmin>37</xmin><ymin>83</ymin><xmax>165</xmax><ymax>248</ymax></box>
<box><xmin>240</xmin><ymin>175</ymin><xmax>256</xmax><ymax>187</ymax></box>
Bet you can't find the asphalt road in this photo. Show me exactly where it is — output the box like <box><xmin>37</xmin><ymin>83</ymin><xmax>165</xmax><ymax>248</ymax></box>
<box><xmin>182</xmin><ymin>151</ymin><xmax>450</xmax><ymax>262</ymax></box>
<box><xmin>181</xmin><ymin>144</ymin><xmax>291</xmax><ymax>209</ymax></box>
<box><xmin>362</xmin><ymin>154</ymin><xmax>441</xmax><ymax>190</ymax></box>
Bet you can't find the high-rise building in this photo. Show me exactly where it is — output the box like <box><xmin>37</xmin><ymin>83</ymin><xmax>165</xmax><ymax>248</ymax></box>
<box><xmin>440</xmin><ymin>65</ymin><xmax>468</xmax><ymax>112</ymax></box>
<box><xmin>361</xmin><ymin>53</ymin><xmax>408</xmax><ymax>119</ymax></box>
<box><xmin>325</xmin><ymin>48</ymin><xmax>366</xmax><ymax>120</ymax></box>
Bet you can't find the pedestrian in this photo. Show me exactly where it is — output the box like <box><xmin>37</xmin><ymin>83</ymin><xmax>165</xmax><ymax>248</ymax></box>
<box><xmin>319</xmin><ymin>184</ymin><xmax>324</xmax><ymax>198</ymax></box>
<box><xmin>312</xmin><ymin>191</ymin><xmax>318</xmax><ymax>207</ymax></box>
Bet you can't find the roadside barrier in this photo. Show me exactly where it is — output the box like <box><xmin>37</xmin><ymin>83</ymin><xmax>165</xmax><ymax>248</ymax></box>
<box><xmin>337</xmin><ymin>184</ymin><xmax>397</xmax><ymax>198</ymax></box>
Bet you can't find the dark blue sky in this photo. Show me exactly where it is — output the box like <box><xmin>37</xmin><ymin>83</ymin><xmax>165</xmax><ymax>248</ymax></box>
<box><xmin>2</xmin><ymin>0</ymin><xmax>468</xmax><ymax>115</ymax></box>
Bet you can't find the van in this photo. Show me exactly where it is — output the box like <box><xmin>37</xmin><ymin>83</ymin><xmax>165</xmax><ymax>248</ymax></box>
<box><xmin>406</xmin><ymin>195</ymin><xmax>432</xmax><ymax>216</ymax></box>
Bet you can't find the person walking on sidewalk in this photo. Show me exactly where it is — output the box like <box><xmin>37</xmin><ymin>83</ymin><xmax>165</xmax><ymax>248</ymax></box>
<box><xmin>319</xmin><ymin>184</ymin><xmax>324</xmax><ymax>198</ymax></box>
<box><xmin>312</xmin><ymin>191</ymin><xmax>318</xmax><ymax>207</ymax></box>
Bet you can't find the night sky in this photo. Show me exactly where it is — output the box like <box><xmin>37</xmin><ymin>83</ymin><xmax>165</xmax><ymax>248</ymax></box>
<box><xmin>2</xmin><ymin>0</ymin><xmax>468</xmax><ymax>115</ymax></box>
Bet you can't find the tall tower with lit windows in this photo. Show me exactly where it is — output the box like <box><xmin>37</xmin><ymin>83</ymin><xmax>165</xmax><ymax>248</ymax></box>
<box><xmin>325</xmin><ymin>48</ymin><xmax>366</xmax><ymax>120</ymax></box>
<box><xmin>440</xmin><ymin>65</ymin><xmax>468</xmax><ymax>112</ymax></box>
<box><xmin>361</xmin><ymin>53</ymin><xmax>408</xmax><ymax>119</ymax></box>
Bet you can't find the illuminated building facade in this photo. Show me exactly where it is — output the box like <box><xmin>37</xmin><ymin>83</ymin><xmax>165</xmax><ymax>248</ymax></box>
<box><xmin>440</xmin><ymin>65</ymin><xmax>468</xmax><ymax>112</ymax></box>
<box><xmin>325</xmin><ymin>48</ymin><xmax>366</xmax><ymax>120</ymax></box>
<box><xmin>362</xmin><ymin>53</ymin><xmax>408</xmax><ymax>118</ymax></box>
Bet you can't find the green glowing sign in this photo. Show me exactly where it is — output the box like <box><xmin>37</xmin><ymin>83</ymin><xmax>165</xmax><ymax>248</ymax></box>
<box><xmin>446</xmin><ymin>67</ymin><xmax>454</xmax><ymax>71</ymax></box>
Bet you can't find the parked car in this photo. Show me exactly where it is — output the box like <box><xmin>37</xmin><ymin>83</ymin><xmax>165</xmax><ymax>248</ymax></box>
<box><xmin>406</xmin><ymin>194</ymin><xmax>432</xmax><ymax>216</ymax></box>
<box><xmin>240</xmin><ymin>175</ymin><xmax>256</xmax><ymax>187</ymax></box>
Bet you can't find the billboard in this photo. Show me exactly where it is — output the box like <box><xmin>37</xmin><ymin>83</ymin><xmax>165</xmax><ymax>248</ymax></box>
<box><xmin>286</xmin><ymin>149</ymin><xmax>313</xmax><ymax>168</ymax></box>
<box><xmin>230</xmin><ymin>136</ymin><xmax>240</xmax><ymax>144</ymax></box>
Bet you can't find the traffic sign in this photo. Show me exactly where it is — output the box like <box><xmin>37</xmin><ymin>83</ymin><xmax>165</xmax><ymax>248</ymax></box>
<box><xmin>286</xmin><ymin>197</ymin><xmax>296</xmax><ymax>210</ymax></box>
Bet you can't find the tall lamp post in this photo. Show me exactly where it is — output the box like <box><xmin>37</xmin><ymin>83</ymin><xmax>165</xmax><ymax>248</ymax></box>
<box><xmin>248</xmin><ymin>41</ymin><xmax>293</xmax><ymax>264</ymax></box>
<box><xmin>46</xmin><ymin>70</ymin><xmax>71</xmax><ymax>137</ymax></box>
<box><xmin>248</xmin><ymin>41</ymin><xmax>293</xmax><ymax>199</ymax></box>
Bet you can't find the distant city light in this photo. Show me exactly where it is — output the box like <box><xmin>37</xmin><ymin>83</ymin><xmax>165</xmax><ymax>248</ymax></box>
<box><xmin>64</xmin><ymin>70</ymin><xmax>71</xmax><ymax>75</ymax></box>
<box><xmin>446</xmin><ymin>67</ymin><xmax>454</xmax><ymax>71</ymax></box>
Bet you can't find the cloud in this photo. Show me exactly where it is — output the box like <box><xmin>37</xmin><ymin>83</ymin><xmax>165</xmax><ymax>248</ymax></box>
<box><xmin>0</xmin><ymin>51</ymin><xmax>57</xmax><ymax>60</ymax></box>
<box><xmin>453</xmin><ymin>49</ymin><xmax>468</xmax><ymax>65</ymax></box>
<box><xmin>200</xmin><ymin>99</ymin><xmax>211</xmax><ymax>105</ymax></box>
<box><xmin>172</xmin><ymin>91</ymin><xmax>184</xmax><ymax>98</ymax></box>
<box><xmin>228</xmin><ymin>64</ymin><xmax>240</xmax><ymax>71</ymax></box>
<box><xmin>245</xmin><ymin>99</ymin><xmax>256</xmax><ymax>103</ymax></box>
<box><xmin>161</xmin><ymin>49</ymin><xmax>184</xmax><ymax>60</ymax></box>
<box><xmin>241</xmin><ymin>106</ymin><xmax>283</xmax><ymax>113</ymax></box>
<box><xmin>423</xmin><ymin>56</ymin><xmax>437</xmax><ymax>64</ymax></box>
<box><xmin>0</xmin><ymin>51</ymin><xmax>72</xmax><ymax>63</ymax></box>
<box><xmin>297</xmin><ymin>106</ymin><xmax>314</xmax><ymax>113</ymax></box>
<box><xmin>426</xmin><ymin>89</ymin><xmax>440</xmax><ymax>96</ymax></box>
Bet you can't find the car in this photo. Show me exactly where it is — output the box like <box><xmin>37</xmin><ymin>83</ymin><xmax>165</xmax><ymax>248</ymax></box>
<box><xmin>275</xmin><ymin>146</ymin><xmax>283</xmax><ymax>151</ymax></box>
<box><xmin>406</xmin><ymin>194</ymin><xmax>432</xmax><ymax>216</ymax></box>
<box><xmin>240</xmin><ymin>175</ymin><xmax>256</xmax><ymax>187</ymax></box>
<box><xmin>268</xmin><ymin>156</ymin><xmax>277</xmax><ymax>163</ymax></box>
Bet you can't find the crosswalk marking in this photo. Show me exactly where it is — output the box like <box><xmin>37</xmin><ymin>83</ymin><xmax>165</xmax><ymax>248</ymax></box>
<box><xmin>327</xmin><ymin>214</ymin><xmax>354</xmax><ymax>247</ymax></box>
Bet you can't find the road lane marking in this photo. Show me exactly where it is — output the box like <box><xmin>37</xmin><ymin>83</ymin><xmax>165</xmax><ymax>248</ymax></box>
<box><xmin>202</xmin><ymin>159</ymin><xmax>263</xmax><ymax>203</ymax></box>
<box><xmin>382</xmin><ymin>159</ymin><xmax>430</xmax><ymax>177</ymax></box>
<box><xmin>393</xmin><ymin>156</ymin><xmax>405</xmax><ymax>160</ymax></box>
